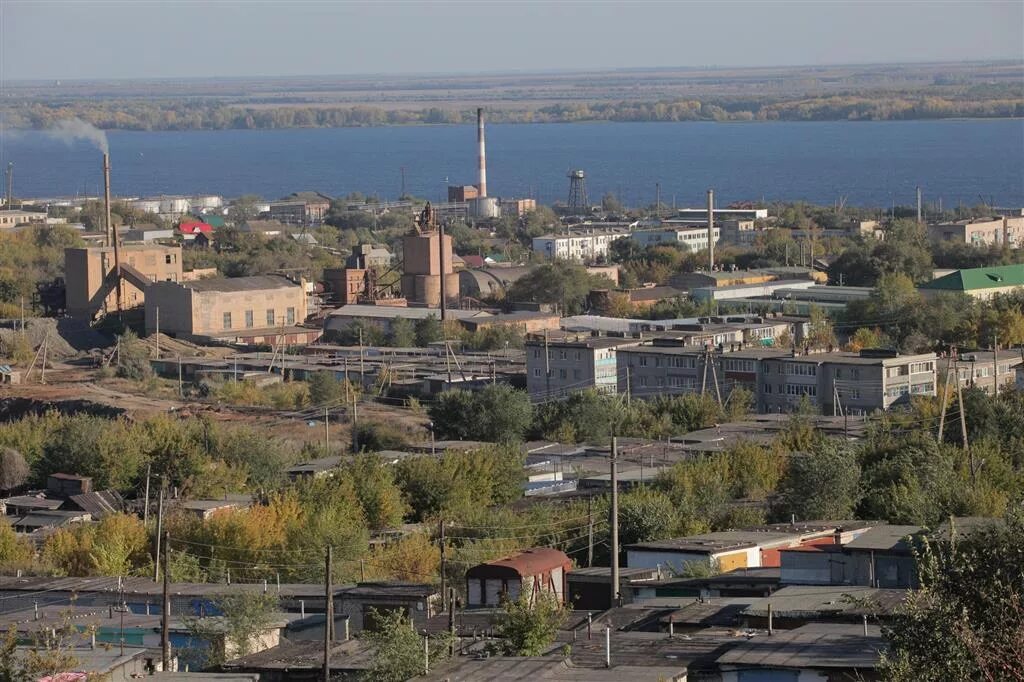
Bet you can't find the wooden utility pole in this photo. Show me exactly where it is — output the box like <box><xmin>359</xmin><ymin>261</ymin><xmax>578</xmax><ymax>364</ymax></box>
<box><xmin>587</xmin><ymin>495</ymin><xmax>594</xmax><ymax>568</ymax></box>
<box><xmin>993</xmin><ymin>334</ymin><xmax>999</xmax><ymax>397</ymax></box>
<box><xmin>153</xmin><ymin>481</ymin><xmax>165</xmax><ymax>581</ymax></box>
<box><xmin>954</xmin><ymin>360</ymin><xmax>973</xmax><ymax>479</ymax></box>
<box><xmin>938</xmin><ymin>355</ymin><xmax>953</xmax><ymax>441</ymax></box>
<box><xmin>323</xmin><ymin>546</ymin><xmax>333</xmax><ymax>682</ymax></box>
<box><xmin>610</xmin><ymin>437</ymin><xmax>620</xmax><ymax>608</ymax></box>
<box><xmin>544</xmin><ymin>329</ymin><xmax>551</xmax><ymax>400</ymax></box>
<box><xmin>439</xmin><ymin>519</ymin><xmax>447</xmax><ymax>611</ymax></box>
<box><xmin>447</xmin><ymin>586</ymin><xmax>456</xmax><ymax>657</ymax></box>
<box><xmin>324</xmin><ymin>407</ymin><xmax>330</xmax><ymax>451</ymax></box>
<box><xmin>708</xmin><ymin>350</ymin><xmax>723</xmax><ymax>406</ymax></box>
<box><xmin>155</xmin><ymin>307</ymin><xmax>160</xmax><ymax>359</ymax></box>
<box><xmin>177</xmin><ymin>355</ymin><xmax>183</xmax><ymax>397</ymax></box>
<box><xmin>161</xmin><ymin>531</ymin><xmax>170</xmax><ymax>671</ymax></box>
<box><xmin>39</xmin><ymin>332</ymin><xmax>48</xmax><ymax>384</ymax></box>
<box><xmin>350</xmin><ymin>387</ymin><xmax>359</xmax><ymax>453</ymax></box>
<box><xmin>143</xmin><ymin>464</ymin><xmax>151</xmax><ymax>527</ymax></box>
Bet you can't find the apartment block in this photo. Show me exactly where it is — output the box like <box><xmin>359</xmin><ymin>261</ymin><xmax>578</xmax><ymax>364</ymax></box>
<box><xmin>949</xmin><ymin>349</ymin><xmax>1023</xmax><ymax>394</ymax></box>
<box><xmin>629</xmin><ymin>226</ymin><xmax>721</xmax><ymax>252</ymax></box>
<box><xmin>525</xmin><ymin>336</ymin><xmax>640</xmax><ymax>401</ymax></box>
<box><xmin>759</xmin><ymin>349</ymin><xmax>937</xmax><ymax>415</ymax></box>
<box><xmin>65</xmin><ymin>244</ymin><xmax>183</xmax><ymax>319</ymax></box>
<box><xmin>532</xmin><ymin>230</ymin><xmax>631</xmax><ymax>262</ymax></box>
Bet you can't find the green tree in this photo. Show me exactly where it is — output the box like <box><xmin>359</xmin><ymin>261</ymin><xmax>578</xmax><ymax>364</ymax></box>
<box><xmin>617</xmin><ymin>488</ymin><xmax>678</xmax><ymax>545</ymax></box>
<box><xmin>115</xmin><ymin>330</ymin><xmax>153</xmax><ymax>380</ymax></box>
<box><xmin>388</xmin><ymin>317</ymin><xmax>416</xmax><ymax>347</ymax></box>
<box><xmin>882</xmin><ymin>515</ymin><xmax>1024</xmax><ymax>681</ymax></box>
<box><xmin>182</xmin><ymin>592</ymin><xmax>280</xmax><ymax>668</ymax></box>
<box><xmin>774</xmin><ymin>439</ymin><xmax>861</xmax><ymax>521</ymax></box>
<box><xmin>428</xmin><ymin>384</ymin><xmax>533</xmax><ymax>443</ymax></box>
<box><xmin>498</xmin><ymin>592</ymin><xmax>568</xmax><ymax>656</ymax></box>
<box><xmin>363</xmin><ymin>608</ymin><xmax>451</xmax><ymax>682</ymax></box>
<box><xmin>506</xmin><ymin>262</ymin><xmax>613</xmax><ymax>314</ymax></box>
<box><xmin>414</xmin><ymin>315</ymin><xmax>442</xmax><ymax>346</ymax></box>
<box><xmin>307</xmin><ymin>371</ymin><xmax>344</xmax><ymax>406</ymax></box>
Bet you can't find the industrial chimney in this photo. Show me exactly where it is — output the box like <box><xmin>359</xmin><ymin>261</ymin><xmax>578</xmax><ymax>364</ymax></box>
<box><xmin>477</xmin><ymin>107</ymin><xmax>487</xmax><ymax>198</ymax></box>
<box><xmin>103</xmin><ymin>153</ymin><xmax>123</xmax><ymax>312</ymax></box>
<box><xmin>707</xmin><ymin>188</ymin><xmax>715</xmax><ymax>271</ymax></box>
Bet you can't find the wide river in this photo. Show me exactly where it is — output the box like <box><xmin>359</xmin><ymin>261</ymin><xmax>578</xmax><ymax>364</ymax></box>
<box><xmin>2</xmin><ymin>120</ymin><xmax>1022</xmax><ymax>208</ymax></box>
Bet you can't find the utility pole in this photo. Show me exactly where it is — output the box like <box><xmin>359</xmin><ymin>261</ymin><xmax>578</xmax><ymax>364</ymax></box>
<box><xmin>625</xmin><ymin>366</ymin><xmax>631</xmax><ymax>405</ymax></box>
<box><xmin>706</xmin><ymin>189</ymin><xmax>715</xmax><ymax>271</ymax></box>
<box><xmin>324</xmin><ymin>407</ymin><xmax>330</xmax><ymax>451</ymax></box>
<box><xmin>161</xmin><ymin>531</ymin><xmax>170</xmax><ymax>671</ymax></box>
<box><xmin>993</xmin><ymin>334</ymin><xmax>999</xmax><ymax>397</ymax></box>
<box><xmin>587</xmin><ymin>495</ymin><xmax>594</xmax><ymax>568</ymax></box>
<box><xmin>610</xmin><ymin>437</ymin><xmax>620</xmax><ymax>608</ymax></box>
<box><xmin>708</xmin><ymin>350</ymin><xmax>723</xmax><ymax>406</ymax></box>
<box><xmin>954</xmin><ymin>359</ymin><xmax>973</xmax><ymax>479</ymax></box>
<box><xmin>177</xmin><ymin>356</ymin><xmax>183</xmax><ymax>397</ymax></box>
<box><xmin>155</xmin><ymin>307</ymin><xmax>160</xmax><ymax>358</ymax></box>
<box><xmin>938</xmin><ymin>354</ymin><xmax>953</xmax><ymax>442</ymax></box>
<box><xmin>439</xmin><ymin>519</ymin><xmax>447</xmax><ymax>611</ymax></box>
<box><xmin>655</xmin><ymin>182</ymin><xmax>661</xmax><ymax>219</ymax></box>
<box><xmin>544</xmin><ymin>329</ymin><xmax>551</xmax><ymax>400</ymax></box>
<box><xmin>916</xmin><ymin>186</ymin><xmax>923</xmax><ymax>224</ymax></box>
<box><xmin>350</xmin><ymin>386</ymin><xmax>359</xmax><ymax>453</ymax></box>
<box><xmin>448</xmin><ymin>586</ymin><xmax>456</xmax><ymax>657</ymax></box>
<box><xmin>143</xmin><ymin>464</ymin><xmax>151</xmax><ymax>528</ymax></box>
<box><xmin>323</xmin><ymin>546</ymin><xmax>333</xmax><ymax>682</ymax></box>
<box><xmin>153</xmin><ymin>481</ymin><xmax>165</xmax><ymax>581</ymax></box>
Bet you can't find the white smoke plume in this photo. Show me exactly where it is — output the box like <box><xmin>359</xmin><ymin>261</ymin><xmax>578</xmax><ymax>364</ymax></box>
<box><xmin>45</xmin><ymin>118</ymin><xmax>109</xmax><ymax>154</ymax></box>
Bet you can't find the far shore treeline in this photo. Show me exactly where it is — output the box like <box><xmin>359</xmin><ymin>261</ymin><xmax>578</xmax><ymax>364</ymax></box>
<box><xmin>4</xmin><ymin>89</ymin><xmax>1022</xmax><ymax>132</ymax></box>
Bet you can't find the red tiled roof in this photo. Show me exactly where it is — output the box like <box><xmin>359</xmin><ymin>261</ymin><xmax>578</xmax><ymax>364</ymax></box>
<box><xmin>179</xmin><ymin>221</ymin><xmax>214</xmax><ymax>235</ymax></box>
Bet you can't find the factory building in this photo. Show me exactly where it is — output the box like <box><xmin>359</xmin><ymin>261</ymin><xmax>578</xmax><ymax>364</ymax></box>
<box><xmin>630</xmin><ymin>226</ymin><xmax>721</xmax><ymax>251</ymax></box>
<box><xmin>65</xmin><ymin>244</ymin><xmax>183</xmax><ymax>319</ymax></box>
<box><xmin>927</xmin><ymin>216</ymin><xmax>1024</xmax><ymax>247</ymax></box>
<box><xmin>400</xmin><ymin>230</ymin><xmax>459</xmax><ymax>308</ymax></box>
<box><xmin>268</xmin><ymin>192</ymin><xmax>332</xmax><ymax>225</ymax></box>
<box><xmin>144</xmin><ymin>275</ymin><xmax>309</xmax><ymax>344</ymax></box>
<box><xmin>0</xmin><ymin>210</ymin><xmax>46</xmax><ymax>229</ymax></box>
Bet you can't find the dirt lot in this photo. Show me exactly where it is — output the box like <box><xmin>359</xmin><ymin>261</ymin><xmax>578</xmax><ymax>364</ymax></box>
<box><xmin>1</xmin><ymin>363</ymin><xmax>429</xmax><ymax>447</ymax></box>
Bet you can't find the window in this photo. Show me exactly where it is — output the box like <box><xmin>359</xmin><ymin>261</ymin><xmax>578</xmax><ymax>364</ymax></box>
<box><xmin>639</xmin><ymin>377</ymin><xmax>648</xmax><ymax>387</ymax></box>
<box><xmin>763</xmin><ymin>383</ymin><xmax>772</xmax><ymax>394</ymax></box>
<box><xmin>559</xmin><ymin>369</ymin><xmax>567</xmax><ymax>379</ymax></box>
<box><xmin>533</xmin><ymin>368</ymin><xmax>541</xmax><ymax>377</ymax></box>
<box><xmin>245</xmin><ymin>310</ymin><xmax>254</xmax><ymax>328</ymax></box>
<box><xmin>286</xmin><ymin>307</ymin><xmax>296</xmax><ymax>325</ymax></box>
<box><xmin>266</xmin><ymin>309</ymin><xmax>275</xmax><ymax>326</ymax></box>
<box><xmin>222</xmin><ymin>312</ymin><xmax>232</xmax><ymax>330</ymax></box>
<box><xmin>533</xmin><ymin>349</ymin><xmax>540</xmax><ymax>359</ymax></box>
<box><xmin>909</xmin><ymin>362</ymin><xmax>934</xmax><ymax>374</ymax></box>
<box><xmin>785</xmin><ymin>384</ymin><xmax>817</xmax><ymax>396</ymax></box>
<box><xmin>639</xmin><ymin>357</ymin><xmax>648</xmax><ymax>367</ymax></box>
<box><xmin>165</xmin><ymin>254</ymin><xmax>173</xmax><ymax>264</ymax></box>
<box><xmin>558</xmin><ymin>350</ymin><xmax>567</xmax><ymax>360</ymax></box>
<box><xmin>575</xmin><ymin>351</ymin><xmax>581</xmax><ymax>361</ymax></box>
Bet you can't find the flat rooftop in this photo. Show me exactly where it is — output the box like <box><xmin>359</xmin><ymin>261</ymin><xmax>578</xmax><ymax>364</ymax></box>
<box><xmin>626</xmin><ymin>530</ymin><xmax>801</xmax><ymax>554</ymax></box>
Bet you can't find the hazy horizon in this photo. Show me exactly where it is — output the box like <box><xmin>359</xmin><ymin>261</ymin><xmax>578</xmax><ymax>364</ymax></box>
<box><xmin>2</xmin><ymin>0</ymin><xmax>1022</xmax><ymax>81</ymax></box>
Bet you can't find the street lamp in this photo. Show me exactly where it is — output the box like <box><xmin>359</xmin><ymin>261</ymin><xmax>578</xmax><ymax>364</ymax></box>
<box><xmin>428</xmin><ymin>421</ymin><xmax>435</xmax><ymax>456</ymax></box>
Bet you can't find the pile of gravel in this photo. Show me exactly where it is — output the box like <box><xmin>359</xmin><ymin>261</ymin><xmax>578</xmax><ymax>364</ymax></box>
<box><xmin>0</xmin><ymin>318</ymin><xmax>112</xmax><ymax>359</ymax></box>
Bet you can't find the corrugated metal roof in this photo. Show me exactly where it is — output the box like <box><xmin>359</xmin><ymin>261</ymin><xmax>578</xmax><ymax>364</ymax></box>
<box><xmin>467</xmin><ymin>548</ymin><xmax>571</xmax><ymax>578</ymax></box>
<box><xmin>921</xmin><ymin>264</ymin><xmax>1024</xmax><ymax>292</ymax></box>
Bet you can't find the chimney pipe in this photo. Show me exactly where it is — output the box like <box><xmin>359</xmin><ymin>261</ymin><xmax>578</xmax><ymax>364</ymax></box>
<box><xmin>707</xmin><ymin>189</ymin><xmax>715</xmax><ymax>271</ymax></box>
<box><xmin>916</xmin><ymin>186</ymin><xmax>923</xmax><ymax>224</ymax></box>
<box><xmin>104</xmin><ymin>153</ymin><xmax>124</xmax><ymax>312</ymax></box>
<box><xmin>477</xmin><ymin>107</ymin><xmax>487</xmax><ymax>198</ymax></box>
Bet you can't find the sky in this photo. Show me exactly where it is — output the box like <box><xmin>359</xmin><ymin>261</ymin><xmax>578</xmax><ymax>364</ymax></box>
<box><xmin>2</xmin><ymin>0</ymin><xmax>1022</xmax><ymax>81</ymax></box>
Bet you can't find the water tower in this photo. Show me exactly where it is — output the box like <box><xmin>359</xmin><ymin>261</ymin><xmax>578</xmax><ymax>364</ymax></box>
<box><xmin>567</xmin><ymin>169</ymin><xmax>589</xmax><ymax>214</ymax></box>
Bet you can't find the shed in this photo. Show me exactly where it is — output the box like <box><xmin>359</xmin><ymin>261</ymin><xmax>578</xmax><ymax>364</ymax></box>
<box><xmin>465</xmin><ymin>548</ymin><xmax>572</xmax><ymax>608</ymax></box>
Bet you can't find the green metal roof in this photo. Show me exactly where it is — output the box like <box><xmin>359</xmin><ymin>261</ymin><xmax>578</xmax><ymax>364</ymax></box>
<box><xmin>921</xmin><ymin>264</ymin><xmax>1024</xmax><ymax>292</ymax></box>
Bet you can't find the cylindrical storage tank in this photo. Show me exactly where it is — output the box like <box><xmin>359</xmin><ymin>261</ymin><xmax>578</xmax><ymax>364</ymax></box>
<box><xmin>443</xmin><ymin>273</ymin><xmax>460</xmax><ymax>305</ymax></box>
<box><xmin>192</xmin><ymin>195</ymin><xmax>224</xmax><ymax>210</ymax></box>
<box><xmin>416</xmin><ymin>274</ymin><xmax>441</xmax><ymax>307</ymax></box>
<box><xmin>468</xmin><ymin>197</ymin><xmax>500</xmax><ymax>219</ymax></box>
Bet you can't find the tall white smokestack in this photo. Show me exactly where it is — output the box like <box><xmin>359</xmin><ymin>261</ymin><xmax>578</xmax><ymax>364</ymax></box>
<box><xmin>477</xmin><ymin>107</ymin><xmax>487</xmax><ymax>198</ymax></box>
<box><xmin>707</xmin><ymin>189</ymin><xmax>715</xmax><ymax>271</ymax></box>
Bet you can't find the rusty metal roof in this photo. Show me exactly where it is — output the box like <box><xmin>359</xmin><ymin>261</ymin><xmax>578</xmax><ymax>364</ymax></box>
<box><xmin>467</xmin><ymin>548</ymin><xmax>572</xmax><ymax>578</ymax></box>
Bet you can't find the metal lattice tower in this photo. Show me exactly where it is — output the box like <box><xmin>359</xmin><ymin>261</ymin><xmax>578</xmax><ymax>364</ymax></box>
<box><xmin>567</xmin><ymin>169</ymin><xmax>588</xmax><ymax>214</ymax></box>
